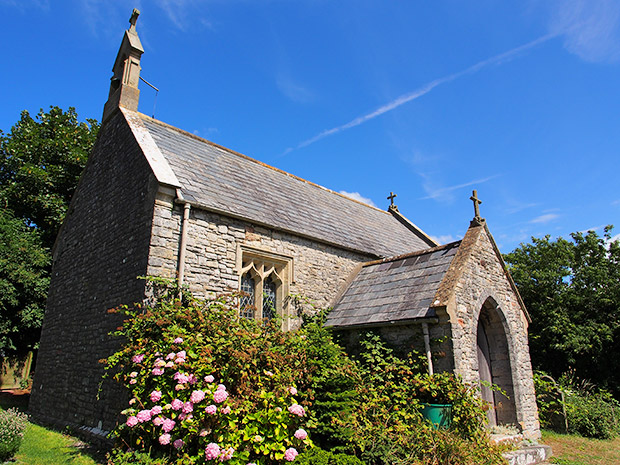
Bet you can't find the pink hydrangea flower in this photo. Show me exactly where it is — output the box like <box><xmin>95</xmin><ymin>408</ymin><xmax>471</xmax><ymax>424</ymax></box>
<box><xmin>177</xmin><ymin>350</ymin><xmax>187</xmax><ymax>359</ymax></box>
<box><xmin>173</xmin><ymin>438</ymin><xmax>184</xmax><ymax>449</ymax></box>
<box><xmin>221</xmin><ymin>406</ymin><xmax>231</xmax><ymax>414</ymax></box>
<box><xmin>190</xmin><ymin>390</ymin><xmax>206</xmax><ymax>403</ymax></box>
<box><xmin>265</xmin><ymin>370</ymin><xmax>274</xmax><ymax>377</ymax></box>
<box><xmin>152</xmin><ymin>367</ymin><xmax>164</xmax><ymax>376</ymax></box>
<box><xmin>126</xmin><ymin>416</ymin><xmax>138</xmax><ymax>427</ymax></box>
<box><xmin>151</xmin><ymin>405</ymin><xmax>163</xmax><ymax>416</ymax></box>
<box><xmin>204</xmin><ymin>375</ymin><xmax>215</xmax><ymax>383</ymax></box>
<box><xmin>289</xmin><ymin>386</ymin><xmax>297</xmax><ymax>395</ymax></box>
<box><xmin>182</xmin><ymin>401</ymin><xmax>194</xmax><ymax>414</ymax></box>
<box><xmin>188</xmin><ymin>374</ymin><xmax>198</xmax><ymax>385</ymax></box>
<box><xmin>221</xmin><ymin>447</ymin><xmax>235</xmax><ymax>461</ymax></box>
<box><xmin>131</xmin><ymin>354</ymin><xmax>144</xmax><ymax>364</ymax></box>
<box><xmin>129</xmin><ymin>379</ymin><xmax>137</xmax><ymax>385</ymax></box>
<box><xmin>174</xmin><ymin>372</ymin><xmax>189</xmax><ymax>384</ymax></box>
<box><xmin>175</xmin><ymin>358</ymin><xmax>185</xmax><ymax>365</ymax></box>
<box><xmin>288</xmin><ymin>404</ymin><xmax>305</xmax><ymax>417</ymax></box>
<box><xmin>205</xmin><ymin>443</ymin><xmax>221</xmax><ymax>461</ymax></box>
<box><xmin>159</xmin><ymin>433</ymin><xmax>171</xmax><ymax>445</ymax></box>
<box><xmin>162</xmin><ymin>418</ymin><xmax>176</xmax><ymax>432</ymax></box>
<box><xmin>166</xmin><ymin>361</ymin><xmax>175</xmax><ymax>368</ymax></box>
<box><xmin>216</xmin><ymin>384</ymin><xmax>226</xmax><ymax>391</ymax></box>
<box><xmin>294</xmin><ymin>428</ymin><xmax>308</xmax><ymax>440</ymax></box>
<box><xmin>136</xmin><ymin>409</ymin><xmax>152</xmax><ymax>423</ymax></box>
<box><xmin>129</xmin><ymin>371</ymin><xmax>138</xmax><ymax>378</ymax></box>
<box><xmin>213</xmin><ymin>390</ymin><xmax>228</xmax><ymax>404</ymax></box>
<box><xmin>199</xmin><ymin>429</ymin><xmax>210</xmax><ymax>437</ymax></box>
<box><xmin>284</xmin><ymin>448</ymin><xmax>298</xmax><ymax>462</ymax></box>
<box><xmin>175</xmin><ymin>384</ymin><xmax>185</xmax><ymax>391</ymax></box>
<box><xmin>166</xmin><ymin>352</ymin><xmax>176</xmax><ymax>360</ymax></box>
<box><xmin>171</xmin><ymin>399</ymin><xmax>183</xmax><ymax>411</ymax></box>
<box><xmin>152</xmin><ymin>416</ymin><xmax>163</xmax><ymax>426</ymax></box>
<box><xmin>173</xmin><ymin>337</ymin><xmax>184</xmax><ymax>344</ymax></box>
<box><xmin>150</xmin><ymin>390</ymin><xmax>162</xmax><ymax>402</ymax></box>
<box><xmin>205</xmin><ymin>405</ymin><xmax>217</xmax><ymax>415</ymax></box>
<box><xmin>154</xmin><ymin>358</ymin><xmax>166</xmax><ymax>368</ymax></box>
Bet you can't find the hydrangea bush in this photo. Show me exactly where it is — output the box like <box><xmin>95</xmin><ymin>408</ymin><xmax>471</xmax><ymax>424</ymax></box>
<box><xmin>0</xmin><ymin>408</ymin><xmax>28</xmax><ymax>462</ymax></box>
<box><xmin>105</xmin><ymin>282</ymin><xmax>314</xmax><ymax>464</ymax></box>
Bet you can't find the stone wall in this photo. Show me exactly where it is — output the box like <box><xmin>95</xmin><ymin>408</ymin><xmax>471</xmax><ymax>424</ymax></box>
<box><xmin>447</xmin><ymin>224</ymin><xmax>540</xmax><ymax>438</ymax></box>
<box><xmin>30</xmin><ymin>109</ymin><xmax>159</xmax><ymax>434</ymax></box>
<box><xmin>147</xmin><ymin>191</ymin><xmax>374</xmax><ymax>316</ymax></box>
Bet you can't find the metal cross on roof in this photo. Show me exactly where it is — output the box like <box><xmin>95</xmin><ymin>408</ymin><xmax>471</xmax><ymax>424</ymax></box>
<box><xmin>470</xmin><ymin>189</ymin><xmax>482</xmax><ymax>219</ymax></box>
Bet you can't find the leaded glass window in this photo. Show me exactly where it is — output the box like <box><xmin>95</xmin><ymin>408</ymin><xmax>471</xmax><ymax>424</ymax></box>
<box><xmin>263</xmin><ymin>275</ymin><xmax>277</xmax><ymax>320</ymax></box>
<box><xmin>240</xmin><ymin>273</ymin><xmax>255</xmax><ymax>319</ymax></box>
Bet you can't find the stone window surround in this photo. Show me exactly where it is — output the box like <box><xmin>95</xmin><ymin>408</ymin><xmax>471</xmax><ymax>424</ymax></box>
<box><xmin>235</xmin><ymin>244</ymin><xmax>294</xmax><ymax>329</ymax></box>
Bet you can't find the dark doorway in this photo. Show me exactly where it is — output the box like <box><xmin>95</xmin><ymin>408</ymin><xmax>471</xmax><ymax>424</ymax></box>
<box><xmin>476</xmin><ymin>299</ymin><xmax>518</xmax><ymax>427</ymax></box>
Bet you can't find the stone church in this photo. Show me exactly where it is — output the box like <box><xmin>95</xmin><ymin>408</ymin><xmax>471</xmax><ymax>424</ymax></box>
<box><xmin>30</xmin><ymin>11</ymin><xmax>540</xmax><ymax>441</ymax></box>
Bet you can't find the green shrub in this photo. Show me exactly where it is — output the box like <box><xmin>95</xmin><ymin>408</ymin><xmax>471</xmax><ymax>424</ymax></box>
<box><xmin>0</xmin><ymin>408</ymin><xmax>29</xmax><ymax>461</ymax></box>
<box><xmin>534</xmin><ymin>371</ymin><xmax>620</xmax><ymax>439</ymax></box>
<box><xmin>295</xmin><ymin>447</ymin><xmax>365</xmax><ymax>465</ymax></box>
<box><xmin>105</xmin><ymin>280</ymin><xmax>506</xmax><ymax>465</ymax></box>
<box><xmin>107</xmin><ymin>449</ymin><xmax>171</xmax><ymax>464</ymax></box>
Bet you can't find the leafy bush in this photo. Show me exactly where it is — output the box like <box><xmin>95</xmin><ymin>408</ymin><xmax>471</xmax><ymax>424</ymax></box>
<box><xmin>330</xmin><ymin>333</ymin><xmax>504</xmax><ymax>465</ymax></box>
<box><xmin>0</xmin><ymin>408</ymin><xmax>29</xmax><ymax>461</ymax></box>
<box><xmin>105</xmin><ymin>280</ymin><xmax>505</xmax><ymax>465</ymax></box>
<box><xmin>534</xmin><ymin>371</ymin><xmax>620</xmax><ymax>439</ymax></box>
<box><xmin>105</xmin><ymin>282</ymin><xmax>319</xmax><ymax>464</ymax></box>
<box><xmin>295</xmin><ymin>447</ymin><xmax>365</xmax><ymax>465</ymax></box>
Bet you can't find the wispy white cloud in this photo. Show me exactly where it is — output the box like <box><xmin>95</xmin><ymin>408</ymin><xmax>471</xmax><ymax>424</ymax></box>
<box><xmin>504</xmin><ymin>201</ymin><xmax>539</xmax><ymax>215</ymax></box>
<box><xmin>419</xmin><ymin>175</ymin><xmax>500</xmax><ymax>202</ymax></box>
<box><xmin>339</xmin><ymin>191</ymin><xmax>377</xmax><ymax>207</ymax></box>
<box><xmin>276</xmin><ymin>74</ymin><xmax>314</xmax><ymax>103</ymax></box>
<box><xmin>283</xmin><ymin>32</ymin><xmax>558</xmax><ymax>155</ymax></box>
<box><xmin>546</xmin><ymin>0</ymin><xmax>620</xmax><ymax>63</ymax></box>
<box><xmin>430</xmin><ymin>234</ymin><xmax>459</xmax><ymax>245</ymax></box>
<box><xmin>530</xmin><ymin>213</ymin><xmax>560</xmax><ymax>224</ymax></box>
<box><xmin>612</xmin><ymin>199</ymin><xmax>620</xmax><ymax>206</ymax></box>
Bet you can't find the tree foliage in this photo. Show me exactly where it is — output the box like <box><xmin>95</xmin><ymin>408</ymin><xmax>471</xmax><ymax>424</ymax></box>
<box><xmin>0</xmin><ymin>106</ymin><xmax>99</xmax><ymax>249</ymax></box>
<box><xmin>0</xmin><ymin>209</ymin><xmax>50</xmax><ymax>352</ymax></box>
<box><xmin>0</xmin><ymin>106</ymin><xmax>98</xmax><ymax>353</ymax></box>
<box><xmin>505</xmin><ymin>226</ymin><xmax>620</xmax><ymax>394</ymax></box>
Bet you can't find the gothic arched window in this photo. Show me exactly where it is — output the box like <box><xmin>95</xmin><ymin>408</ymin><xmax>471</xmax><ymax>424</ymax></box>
<box><xmin>236</xmin><ymin>246</ymin><xmax>293</xmax><ymax>328</ymax></box>
<box><xmin>240</xmin><ymin>273</ymin><xmax>255</xmax><ymax>319</ymax></box>
<box><xmin>263</xmin><ymin>275</ymin><xmax>277</xmax><ymax>321</ymax></box>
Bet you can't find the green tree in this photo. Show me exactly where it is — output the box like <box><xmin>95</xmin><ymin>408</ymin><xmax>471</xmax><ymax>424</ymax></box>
<box><xmin>0</xmin><ymin>106</ymin><xmax>99</xmax><ymax>249</ymax></box>
<box><xmin>505</xmin><ymin>226</ymin><xmax>620</xmax><ymax>394</ymax></box>
<box><xmin>0</xmin><ymin>209</ymin><xmax>50</xmax><ymax>352</ymax></box>
<box><xmin>0</xmin><ymin>106</ymin><xmax>98</xmax><ymax>353</ymax></box>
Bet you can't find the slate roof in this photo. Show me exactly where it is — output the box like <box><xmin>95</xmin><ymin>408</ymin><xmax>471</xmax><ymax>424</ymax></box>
<box><xmin>326</xmin><ymin>241</ymin><xmax>461</xmax><ymax>328</ymax></box>
<box><xmin>136</xmin><ymin>113</ymin><xmax>435</xmax><ymax>258</ymax></box>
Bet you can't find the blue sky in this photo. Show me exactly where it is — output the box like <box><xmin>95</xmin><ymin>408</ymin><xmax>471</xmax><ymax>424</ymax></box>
<box><xmin>1</xmin><ymin>0</ymin><xmax>619</xmax><ymax>252</ymax></box>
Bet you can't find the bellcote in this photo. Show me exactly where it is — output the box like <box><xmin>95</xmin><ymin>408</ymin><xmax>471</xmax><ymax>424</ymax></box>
<box><xmin>102</xmin><ymin>9</ymin><xmax>144</xmax><ymax>123</ymax></box>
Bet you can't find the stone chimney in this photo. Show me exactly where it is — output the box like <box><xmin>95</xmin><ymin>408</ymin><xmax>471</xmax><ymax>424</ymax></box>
<box><xmin>102</xmin><ymin>9</ymin><xmax>144</xmax><ymax>123</ymax></box>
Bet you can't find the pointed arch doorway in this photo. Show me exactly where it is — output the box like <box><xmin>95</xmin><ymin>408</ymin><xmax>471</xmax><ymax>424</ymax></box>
<box><xmin>476</xmin><ymin>298</ymin><xmax>518</xmax><ymax>427</ymax></box>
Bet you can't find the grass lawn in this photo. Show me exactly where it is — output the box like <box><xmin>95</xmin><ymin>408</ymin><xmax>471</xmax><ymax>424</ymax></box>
<box><xmin>542</xmin><ymin>430</ymin><xmax>620</xmax><ymax>465</ymax></box>
<box><xmin>0</xmin><ymin>391</ymin><xmax>104</xmax><ymax>464</ymax></box>
<box><xmin>13</xmin><ymin>423</ymin><xmax>103</xmax><ymax>465</ymax></box>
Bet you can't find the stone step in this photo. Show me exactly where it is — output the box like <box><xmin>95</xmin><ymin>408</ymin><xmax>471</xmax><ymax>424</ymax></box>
<box><xmin>503</xmin><ymin>444</ymin><xmax>553</xmax><ymax>465</ymax></box>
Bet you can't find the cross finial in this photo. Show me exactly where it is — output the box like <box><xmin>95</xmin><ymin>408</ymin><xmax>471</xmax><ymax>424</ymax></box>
<box><xmin>387</xmin><ymin>192</ymin><xmax>399</xmax><ymax>213</ymax></box>
<box><xmin>470</xmin><ymin>189</ymin><xmax>483</xmax><ymax>223</ymax></box>
<box><xmin>388</xmin><ymin>192</ymin><xmax>397</xmax><ymax>206</ymax></box>
<box><xmin>129</xmin><ymin>8</ymin><xmax>140</xmax><ymax>30</ymax></box>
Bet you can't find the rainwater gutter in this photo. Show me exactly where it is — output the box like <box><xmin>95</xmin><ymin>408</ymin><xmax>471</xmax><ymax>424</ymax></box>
<box><xmin>422</xmin><ymin>322</ymin><xmax>434</xmax><ymax>375</ymax></box>
<box><xmin>176</xmin><ymin>188</ymin><xmax>191</xmax><ymax>296</ymax></box>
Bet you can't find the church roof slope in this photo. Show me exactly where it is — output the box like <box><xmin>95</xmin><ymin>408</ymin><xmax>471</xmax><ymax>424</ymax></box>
<box><xmin>132</xmin><ymin>111</ymin><xmax>435</xmax><ymax>257</ymax></box>
<box><xmin>326</xmin><ymin>241</ymin><xmax>461</xmax><ymax>328</ymax></box>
